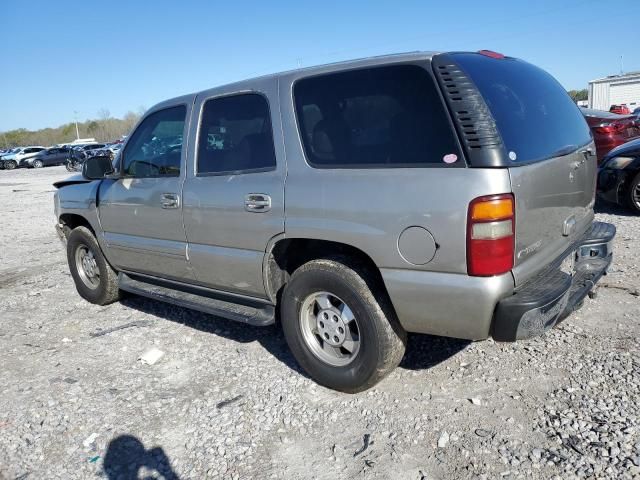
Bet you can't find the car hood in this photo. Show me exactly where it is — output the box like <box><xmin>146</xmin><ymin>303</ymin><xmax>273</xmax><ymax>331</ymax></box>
<box><xmin>2</xmin><ymin>154</ymin><xmax>17</xmax><ymax>160</ymax></box>
<box><xmin>53</xmin><ymin>174</ymin><xmax>93</xmax><ymax>189</ymax></box>
<box><xmin>605</xmin><ymin>137</ymin><xmax>640</xmax><ymax>159</ymax></box>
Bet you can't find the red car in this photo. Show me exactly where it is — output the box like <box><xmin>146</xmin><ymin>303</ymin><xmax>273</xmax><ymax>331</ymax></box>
<box><xmin>609</xmin><ymin>104</ymin><xmax>631</xmax><ymax>115</ymax></box>
<box><xmin>581</xmin><ymin>108</ymin><xmax>640</xmax><ymax>163</ymax></box>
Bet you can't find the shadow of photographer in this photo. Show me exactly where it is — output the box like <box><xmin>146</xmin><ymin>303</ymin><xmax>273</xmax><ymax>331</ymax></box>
<box><xmin>103</xmin><ymin>434</ymin><xmax>179</xmax><ymax>480</ymax></box>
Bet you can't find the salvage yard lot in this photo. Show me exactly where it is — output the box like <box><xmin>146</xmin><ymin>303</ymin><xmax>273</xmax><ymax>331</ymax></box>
<box><xmin>0</xmin><ymin>166</ymin><xmax>638</xmax><ymax>480</ymax></box>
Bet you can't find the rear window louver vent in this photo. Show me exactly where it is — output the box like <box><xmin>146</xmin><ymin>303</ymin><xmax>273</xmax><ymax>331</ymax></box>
<box><xmin>432</xmin><ymin>55</ymin><xmax>505</xmax><ymax>166</ymax></box>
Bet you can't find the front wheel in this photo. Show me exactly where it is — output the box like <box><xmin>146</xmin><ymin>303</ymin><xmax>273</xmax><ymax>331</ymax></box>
<box><xmin>4</xmin><ymin>160</ymin><xmax>16</xmax><ymax>170</ymax></box>
<box><xmin>626</xmin><ymin>172</ymin><xmax>640</xmax><ymax>214</ymax></box>
<box><xmin>65</xmin><ymin>161</ymin><xmax>75</xmax><ymax>172</ymax></box>
<box><xmin>67</xmin><ymin>226</ymin><xmax>121</xmax><ymax>305</ymax></box>
<box><xmin>280</xmin><ymin>257</ymin><xmax>406</xmax><ymax>393</ymax></box>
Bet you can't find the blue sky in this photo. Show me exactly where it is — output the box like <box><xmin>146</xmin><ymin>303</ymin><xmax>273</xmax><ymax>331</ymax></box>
<box><xmin>1</xmin><ymin>0</ymin><xmax>639</xmax><ymax>132</ymax></box>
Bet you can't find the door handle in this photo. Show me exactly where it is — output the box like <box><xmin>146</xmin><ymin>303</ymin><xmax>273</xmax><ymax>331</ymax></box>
<box><xmin>244</xmin><ymin>193</ymin><xmax>271</xmax><ymax>212</ymax></box>
<box><xmin>160</xmin><ymin>193</ymin><xmax>180</xmax><ymax>209</ymax></box>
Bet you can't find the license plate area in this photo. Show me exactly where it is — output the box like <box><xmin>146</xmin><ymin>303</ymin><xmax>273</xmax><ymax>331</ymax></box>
<box><xmin>577</xmin><ymin>242</ymin><xmax>610</xmax><ymax>261</ymax></box>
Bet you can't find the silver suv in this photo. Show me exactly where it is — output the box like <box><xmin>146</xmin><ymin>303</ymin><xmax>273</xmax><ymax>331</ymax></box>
<box><xmin>54</xmin><ymin>51</ymin><xmax>615</xmax><ymax>392</ymax></box>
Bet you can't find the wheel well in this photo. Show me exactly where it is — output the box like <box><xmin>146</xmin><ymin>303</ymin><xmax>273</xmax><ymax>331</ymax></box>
<box><xmin>59</xmin><ymin>213</ymin><xmax>95</xmax><ymax>237</ymax></box>
<box><xmin>267</xmin><ymin>238</ymin><xmax>389</xmax><ymax>303</ymax></box>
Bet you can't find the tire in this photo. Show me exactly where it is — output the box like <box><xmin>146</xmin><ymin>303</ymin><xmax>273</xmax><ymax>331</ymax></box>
<box><xmin>67</xmin><ymin>226</ymin><xmax>121</xmax><ymax>305</ymax></box>
<box><xmin>32</xmin><ymin>159</ymin><xmax>44</xmax><ymax>168</ymax></box>
<box><xmin>4</xmin><ymin>160</ymin><xmax>16</xmax><ymax>170</ymax></box>
<box><xmin>65</xmin><ymin>161</ymin><xmax>75</xmax><ymax>172</ymax></box>
<box><xmin>625</xmin><ymin>171</ymin><xmax>640</xmax><ymax>214</ymax></box>
<box><xmin>0</xmin><ymin>162</ymin><xmax>5</xmax><ymax>170</ymax></box>
<box><xmin>280</xmin><ymin>256</ymin><xmax>406</xmax><ymax>393</ymax></box>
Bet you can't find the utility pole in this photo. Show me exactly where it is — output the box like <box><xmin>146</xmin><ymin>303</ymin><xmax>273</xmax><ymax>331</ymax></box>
<box><xmin>73</xmin><ymin>111</ymin><xmax>80</xmax><ymax>140</ymax></box>
<box><xmin>620</xmin><ymin>55</ymin><xmax>624</xmax><ymax>75</ymax></box>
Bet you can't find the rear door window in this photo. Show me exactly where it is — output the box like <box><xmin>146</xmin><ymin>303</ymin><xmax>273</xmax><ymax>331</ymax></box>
<box><xmin>294</xmin><ymin>65</ymin><xmax>461</xmax><ymax>168</ymax></box>
<box><xmin>452</xmin><ymin>53</ymin><xmax>592</xmax><ymax>163</ymax></box>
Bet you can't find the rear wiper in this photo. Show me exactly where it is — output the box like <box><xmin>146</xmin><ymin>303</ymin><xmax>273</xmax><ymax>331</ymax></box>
<box><xmin>551</xmin><ymin>144</ymin><xmax>578</xmax><ymax>157</ymax></box>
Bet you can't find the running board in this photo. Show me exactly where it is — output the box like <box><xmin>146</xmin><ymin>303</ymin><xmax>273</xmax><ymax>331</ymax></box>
<box><xmin>118</xmin><ymin>273</ymin><xmax>275</xmax><ymax>326</ymax></box>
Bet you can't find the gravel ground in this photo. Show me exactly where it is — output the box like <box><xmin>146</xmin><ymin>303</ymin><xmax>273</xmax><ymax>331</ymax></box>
<box><xmin>0</xmin><ymin>166</ymin><xmax>638</xmax><ymax>480</ymax></box>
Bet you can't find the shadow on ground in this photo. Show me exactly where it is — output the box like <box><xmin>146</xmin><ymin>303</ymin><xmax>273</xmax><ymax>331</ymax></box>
<box><xmin>103</xmin><ymin>434</ymin><xmax>179</xmax><ymax>480</ymax></box>
<box><xmin>400</xmin><ymin>333</ymin><xmax>470</xmax><ymax>370</ymax></box>
<box><xmin>122</xmin><ymin>295</ymin><xmax>469</xmax><ymax>379</ymax></box>
<box><xmin>595</xmin><ymin>197</ymin><xmax>636</xmax><ymax>217</ymax></box>
<box><xmin>121</xmin><ymin>295</ymin><xmax>307</xmax><ymax>377</ymax></box>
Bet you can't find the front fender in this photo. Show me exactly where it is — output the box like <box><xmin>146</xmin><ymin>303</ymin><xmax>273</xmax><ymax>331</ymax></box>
<box><xmin>55</xmin><ymin>179</ymin><xmax>113</xmax><ymax>262</ymax></box>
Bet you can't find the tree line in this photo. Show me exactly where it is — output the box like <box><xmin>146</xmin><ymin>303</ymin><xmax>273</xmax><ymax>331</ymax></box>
<box><xmin>568</xmin><ymin>89</ymin><xmax>588</xmax><ymax>102</ymax></box>
<box><xmin>0</xmin><ymin>108</ymin><xmax>145</xmax><ymax>148</ymax></box>
<box><xmin>1</xmin><ymin>89</ymin><xmax>592</xmax><ymax>149</ymax></box>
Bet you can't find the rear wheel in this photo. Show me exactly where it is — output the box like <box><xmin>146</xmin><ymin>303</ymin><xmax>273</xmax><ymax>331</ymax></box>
<box><xmin>626</xmin><ymin>172</ymin><xmax>640</xmax><ymax>214</ymax></box>
<box><xmin>67</xmin><ymin>226</ymin><xmax>121</xmax><ymax>305</ymax></box>
<box><xmin>32</xmin><ymin>159</ymin><xmax>44</xmax><ymax>168</ymax></box>
<box><xmin>4</xmin><ymin>160</ymin><xmax>16</xmax><ymax>170</ymax></box>
<box><xmin>280</xmin><ymin>256</ymin><xmax>406</xmax><ymax>392</ymax></box>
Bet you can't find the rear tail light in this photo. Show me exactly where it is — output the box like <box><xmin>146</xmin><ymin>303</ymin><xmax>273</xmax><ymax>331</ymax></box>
<box><xmin>595</xmin><ymin>121</ymin><xmax>630</xmax><ymax>134</ymax></box>
<box><xmin>467</xmin><ymin>194</ymin><xmax>515</xmax><ymax>276</ymax></box>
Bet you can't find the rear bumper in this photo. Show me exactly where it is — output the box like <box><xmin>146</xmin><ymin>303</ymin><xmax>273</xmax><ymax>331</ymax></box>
<box><xmin>381</xmin><ymin>268</ymin><xmax>514</xmax><ymax>340</ymax></box>
<box><xmin>492</xmin><ymin>221</ymin><xmax>615</xmax><ymax>341</ymax></box>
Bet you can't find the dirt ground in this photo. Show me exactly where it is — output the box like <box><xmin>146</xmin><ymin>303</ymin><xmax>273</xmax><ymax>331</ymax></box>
<box><xmin>0</xmin><ymin>166</ymin><xmax>638</xmax><ymax>480</ymax></box>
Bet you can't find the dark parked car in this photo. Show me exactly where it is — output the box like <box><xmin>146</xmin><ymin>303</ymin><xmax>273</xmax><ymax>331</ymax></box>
<box><xmin>66</xmin><ymin>144</ymin><xmax>107</xmax><ymax>171</ymax></box>
<box><xmin>69</xmin><ymin>143</ymin><xmax>106</xmax><ymax>161</ymax></box>
<box><xmin>27</xmin><ymin>146</ymin><xmax>71</xmax><ymax>168</ymax></box>
<box><xmin>581</xmin><ymin>108</ymin><xmax>640</xmax><ymax>163</ymax></box>
<box><xmin>88</xmin><ymin>143</ymin><xmax>122</xmax><ymax>161</ymax></box>
<box><xmin>598</xmin><ymin>138</ymin><xmax>640</xmax><ymax>213</ymax></box>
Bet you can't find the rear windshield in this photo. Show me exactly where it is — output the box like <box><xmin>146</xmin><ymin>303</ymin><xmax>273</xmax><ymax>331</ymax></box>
<box><xmin>580</xmin><ymin>108</ymin><xmax>627</xmax><ymax>119</ymax></box>
<box><xmin>452</xmin><ymin>53</ymin><xmax>592</xmax><ymax>163</ymax></box>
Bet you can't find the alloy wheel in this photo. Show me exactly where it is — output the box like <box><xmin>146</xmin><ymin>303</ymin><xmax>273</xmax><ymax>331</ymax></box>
<box><xmin>632</xmin><ymin>182</ymin><xmax>640</xmax><ymax>210</ymax></box>
<box><xmin>299</xmin><ymin>291</ymin><xmax>361</xmax><ymax>367</ymax></box>
<box><xmin>74</xmin><ymin>244</ymin><xmax>100</xmax><ymax>289</ymax></box>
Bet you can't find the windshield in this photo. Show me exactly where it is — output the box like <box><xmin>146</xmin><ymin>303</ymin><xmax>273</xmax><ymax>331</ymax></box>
<box><xmin>452</xmin><ymin>53</ymin><xmax>592</xmax><ymax>163</ymax></box>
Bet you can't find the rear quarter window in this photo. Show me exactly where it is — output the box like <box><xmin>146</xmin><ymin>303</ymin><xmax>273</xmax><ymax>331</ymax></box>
<box><xmin>293</xmin><ymin>65</ymin><xmax>462</xmax><ymax>168</ymax></box>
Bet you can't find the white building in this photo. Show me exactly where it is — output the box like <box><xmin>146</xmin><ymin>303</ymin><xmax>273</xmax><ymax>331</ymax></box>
<box><xmin>588</xmin><ymin>71</ymin><xmax>640</xmax><ymax>111</ymax></box>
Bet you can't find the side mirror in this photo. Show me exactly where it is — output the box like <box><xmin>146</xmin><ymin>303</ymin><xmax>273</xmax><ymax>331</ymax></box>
<box><xmin>82</xmin><ymin>155</ymin><xmax>114</xmax><ymax>180</ymax></box>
